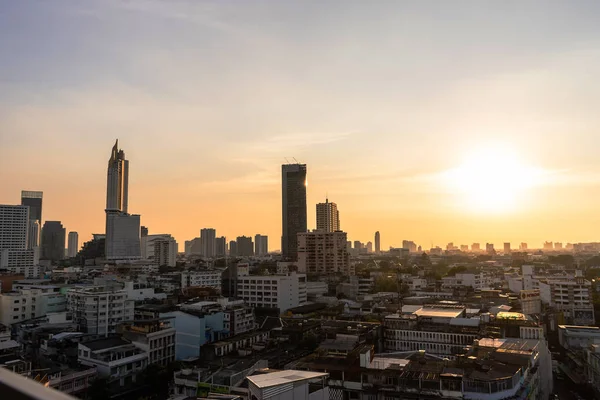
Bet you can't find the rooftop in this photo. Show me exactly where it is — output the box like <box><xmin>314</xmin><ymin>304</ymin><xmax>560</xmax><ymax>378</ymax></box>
<box><xmin>247</xmin><ymin>370</ymin><xmax>328</xmax><ymax>389</ymax></box>
<box><xmin>414</xmin><ymin>307</ymin><xmax>464</xmax><ymax>319</ymax></box>
<box><xmin>80</xmin><ymin>337</ymin><xmax>130</xmax><ymax>351</ymax></box>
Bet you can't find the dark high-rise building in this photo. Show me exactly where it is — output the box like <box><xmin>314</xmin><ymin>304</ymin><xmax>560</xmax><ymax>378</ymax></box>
<box><xmin>236</xmin><ymin>236</ymin><xmax>254</xmax><ymax>257</ymax></box>
<box><xmin>216</xmin><ymin>236</ymin><xmax>227</xmax><ymax>257</ymax></box>
<box><xmin>229</xmin><ymin>240</ymin><xmax>237</xmax><ymax>257</ymax></box>
<box><xmin>21</xmin><ymin>191</ymin><xmax>43</xmax><ymax>223</ymax></box>
<box><xmin>281</xmin><ymin>163</ymin><xmax>307</xmax><ymax>260</ymax></box>
<box><xmin>106</xmin><ymin>139</ymin><xmax>129</xmax><ymax>213</ymax></box>
<box><xmin>41</xmin><ymin>221</ymin><xmax>66</xmax><ymax>262</ymax></box>
<box><xmin>375</xmin><ymin>231</ymin><xmax>381</xmax><ymax>254</ymax></box>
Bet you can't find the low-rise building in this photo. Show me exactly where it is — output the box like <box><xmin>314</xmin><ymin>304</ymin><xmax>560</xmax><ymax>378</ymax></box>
<box><xmin>247</xmin><ymin>370</ymin><xmax>329</xmax><ymax>400</ymax></box>
<box><xmin>0</xmin><ymin>288</ymin><xmax>66</xmax><ymax>326</ymax></box>
<box><xmin>181</xmin><ymin>270</ymin><xmax>222</xmax><ymax>292</ymax></box>
<box><xmin>78</xmin><ymin>337</ymin><xmax>148</xmax><ymax>388</ymax></box>
<box><xmin>558</xmin><ymin>325</ymin><xmax>600</xmax><ymax>350</ymax></box>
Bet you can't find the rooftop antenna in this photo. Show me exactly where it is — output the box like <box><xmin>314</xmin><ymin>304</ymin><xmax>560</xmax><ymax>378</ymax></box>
<box><xmin>292</xmin><ymin>157</ymin><xmax>298</xmax><ymax>163</ymax></box>
<box><xmin>284</xmin><ymin>157</ymin><xmax>290</xmax><ymax>164</ymax></box>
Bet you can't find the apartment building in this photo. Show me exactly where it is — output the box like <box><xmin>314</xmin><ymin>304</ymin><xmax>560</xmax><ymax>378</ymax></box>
<box><xmin>223</xmin><ymin>305</ymin><xmax>255</xmax><ymax>337</ymax></box>
<box><xmin>441</xmin><ymin>272</ymin><xmax>493</xmax><ymax>290</ymax></box>
<box><xmin>236</xmin><ymin>265</ymin><xmax>307</xmax><ymax>313</ymax></box>
<box><xmin>78</xmin><ymin>337</ymin><xmax>148</xmax><ymax>388</ymax></box>
<box><xmin>120</xmin><ymin>320</ymin><xmax>176</xmax><ymax>366</ymax></box>
<box><xmin>538</xmin><ymin>276</ymin><xmax>595</xmax><ymax>325</ymax></box>
<box><xmin>67</xmin><ymin>286</ymin><xmax>134</xmax><ymax>335</ymax></box>
<box><xmin>297</xmin><ymin>231</ymin><xmax>351</xmax><ymax>275</ymax></box>
<box><xmin>181</xmin><ymin>270</ymin><xmax>222</xmax><ymax>291</ymax></box>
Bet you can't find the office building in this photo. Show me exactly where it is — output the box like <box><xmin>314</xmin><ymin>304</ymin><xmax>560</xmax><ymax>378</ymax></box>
<box><xmin>254</xmin><ymin>234</ymin><xmax>268</xmax><ymax>256</ymax></box>
<box><xmin>539</xmin><ymin>276</ymin><xmax>595</xmax><ymax>325</ymax></box>
<box><xmin>316</xmin><ymin>198</ymin><xmax>339</xmax><ymax>232</ymax></box>
<box><xmin>298</xmin><ymin>231</ymin><xmax>351</xmax><ymax>275</ymax></box>
<box><xmin>237</xmin><ymin>264</ymin><xmax>307</xmax><ymax>312</ymax></box>
<box><xmin>503</xmin><ymin>242</ymin><xmax>511</xmax><ymax>253</ymax></box>
<box><xmin>20</xmin><ymin>190</ymin><xmax>43</xmax><ymax>223</ymax></box>
<box><xmin>520</xmin><ymin>242</ymin><xmax>528</xmax><ymax>250</ymax></box>
<box><xmin>374</xmin><ymin>231</ymin><xmax>380</xmax><ymax>254</ymax></box>
<box><xmin>200</xmin><ymin>228</ymin><xmax>216</xmax><ymax>258</ymax></box>
<box><xmin>281</xmin><ymin>163</ymin><xmax>307</xmax><ymax>260</ymax></box>
<box><xmin>216</xmin><ymin>236</ymin><xmax>227</xmax><ymax>257</ymax></box>
<box><xmin>105</xmin><ymin>212</ymin><xmax>141</xmax><ymax>260</ymax></box>
<box><xmin>106</xmin><ymin>139</ymin><xmax>129</xmax><ymax>213</ymax></box>
<box><xmin>41</xmin><ymin>221</ymin><xmax>65</xmax><ymax>262</ymax></box>
<box><xmin>471</xmin><ymin>242</ymin><xmax>480</xmax><ymax>252</ymax></box>
<box><xmin>26</xmin><ymin>219</ymin><xmax>39</xmax><ymax>249</ymax></box>
<box><xmin>67</xmin><ymin>286</ymin><xmax>135</xmax><ymax>335</ymax></box>
<box><xmin>236</xmin><ymin>236</ymin><xmax>254</xmax><ymax>257</ymax></box>
<box><xmin>67</xmin><ymin>231</ymin><xmax>79</xmax><ymax>258</ymax></box>
<box><xmin>485</xmin><ymin>243</ymin><xmax>495</xmax><ymax>254</ymax></box>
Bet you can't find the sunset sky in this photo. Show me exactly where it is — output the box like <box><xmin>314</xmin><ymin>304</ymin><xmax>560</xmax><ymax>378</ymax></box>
<box><xmin>3</xmin><ymin>1</ymin><xmax>600</xmax><ymax>251</ymax></box>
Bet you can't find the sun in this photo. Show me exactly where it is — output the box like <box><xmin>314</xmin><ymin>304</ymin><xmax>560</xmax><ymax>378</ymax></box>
<box><xmin>444</xmin><ymin>147</ymin><xmax>543</xmax><ymax>213</ymax></box>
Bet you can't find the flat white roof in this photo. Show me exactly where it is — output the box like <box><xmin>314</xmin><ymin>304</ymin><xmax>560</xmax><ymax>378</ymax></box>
<box><xmin>414</xmin><ymin>308</ymin><xmax>463</xmax><ymax>318</ymax></box>
<box><xmin>247</xmin><ymin>370</ymin><xmax>328</xmax><ymax>389</ymax></box>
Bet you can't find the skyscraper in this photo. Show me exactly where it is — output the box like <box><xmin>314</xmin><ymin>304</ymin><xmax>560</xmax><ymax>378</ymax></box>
<box><xmin>41</xmin><ymin>221</ymin><xmax>66</xmax><ymax>262</ymax></box>
<box><xmin>21</xmin><ymin>191</ymin><xmax>42</xmax><ymax>248</ymax></box>
<box><xmin>375</xmin><ymin>231</ymin><xmax>381</xmax><ymax>254</ymax></box>
<box><xmin>298</xmin><ymin>231</ymin><xmax>350</xmax><ymax>275</ymax></box>
<box><xmin>21</xmin><ymin>190</ymin><xmax>43</xmax><ymax>224</ymax></box>
<box><xmin>316</xmin><ymin>198</ymin><xmax>340</xmax><ymax>232</ymax></box>
<box><xmin>281</xmin><ymin>163</ymin><xmax>307</xmax><ymax>260</ymax></box>
<box><xmin>104</xmin><ymin>140</ymin><xmax>141</xmax><ymax>260</ymax></box>
<box><xmin>200</xmin><ymin>228</ymin><xmax>217</xmax><ymax>258</ymax></box>
<box><xmin>68</xmin><ymin>231</ymin><xmax>79</xmax><ymax>258</ymax></box>
<box><xmin>106</xmin><ymin>139</ymin><xmax>129</xmax><ymax>213</ymax></box>
<box><xmin>254</xmin><ymin>234</ymin><xmax>268</xmax><ymax>256</ymax></box>
<box><xmin>504</xmin><ymin>242</ymin><xmax>511</xmax><ymax>254</ymax></box>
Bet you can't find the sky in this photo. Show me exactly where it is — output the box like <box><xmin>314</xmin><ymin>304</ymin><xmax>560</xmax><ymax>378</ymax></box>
<box><xmin>2</xmin><ymin>1</ymin><xmax>600</xmax><ymax>251</ymax></box>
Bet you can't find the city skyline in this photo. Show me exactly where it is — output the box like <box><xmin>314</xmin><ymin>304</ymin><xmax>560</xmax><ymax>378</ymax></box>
<box><xmin>4</xmin><ymin>2</ymin><xmax>600</xmax><ymax>250</ymax></box>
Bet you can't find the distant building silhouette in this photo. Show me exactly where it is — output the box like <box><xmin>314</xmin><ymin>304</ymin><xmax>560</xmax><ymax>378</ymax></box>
<box><xmin>42</xmin><ymin>221</ymin><xmax>65</xmax><ymax>262</ymax></box>
<box><xmin>281</xmin><ymin>163</ymin><xmax>307</xmax><ymax>260</ymax></box>
<box><xmin>254</xmin><ymin>234</ymin><xmax>268</xmax><ymax>256</ymax></box>
<box><xmin>375</xmin><ymin>231</ymin><xmax>381</xmax><ymax>254</ymax></box>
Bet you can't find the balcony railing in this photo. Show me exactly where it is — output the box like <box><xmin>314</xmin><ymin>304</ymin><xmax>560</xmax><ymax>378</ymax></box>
<box><xmin>0</xmin><ymin>368</ymin><xmax>78</xmax><ymax>400</ymax></box>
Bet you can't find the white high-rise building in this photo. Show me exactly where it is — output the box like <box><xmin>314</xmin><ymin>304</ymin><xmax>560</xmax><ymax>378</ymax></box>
<box><xmin>254</xmin><ymin>234</ymin><xmax>268</xmax><ymax>256</ymax></box>
<box><xmin>316</xmin><ymin>198</ymin><xmax>340</xmax><ymax>233</ymax></box>
<box><xmin>0</xmin><ymin>205</ymin><xmax>38</xmax><ymax>274</ymax></box>
<box><xmin>68</xmin><ymin>231</ymin><xmax>79</xmax><ymax>258</ymax></box>
<box><xmin>105</xmin><ymin>212</ymin><xmax>141</xmax><ymax>260</ymax></box>
<box><xmin>297</xmin><ymin>230</ymin><xmax>351</xmax><ymax>275</ymax></box>
<box><xmin>200</xmin><ymin>228</ymin><xmax>216</xmax><ymax>258</ymax></box>
<box><xmin>0</xmin><ymin>205</ymin><xmax>29</xmax><ymax>250</ymax></box>
<box><xmin>141</xmin><ymin>233</ymin><xmax>174</xmax><ymax>260</ymax></box>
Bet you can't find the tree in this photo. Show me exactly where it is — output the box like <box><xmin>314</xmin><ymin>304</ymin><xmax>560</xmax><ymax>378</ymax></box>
<box><xmin>139</xmin><ymin>363</ymin><xmax>170</xmax><ymax>400</ymax></box>
<box><xmin>374</xmin><ymin>277</ymin><xmax>399</xmax><ymax>293</ymax></box>
<box><xmin>446</xmin><ymin>265</ymin><xmax>468</xmax><ymax>276</ymax></box>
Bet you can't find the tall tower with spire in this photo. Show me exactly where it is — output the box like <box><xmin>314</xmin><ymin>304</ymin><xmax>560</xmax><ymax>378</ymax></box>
<box><xmin>106</xmin><ymin>139</ymin><xmax>129</xmax><ymax>213</ymax></box>
<box><xmin>316</xmin><ymin>198</ymin><xmax>340</xmax><ymax>233</ymax></box>
<box><xmin>104</xmin><ymin>140</ymin><xmax>140</xmax><ymax>261</ymax></box>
